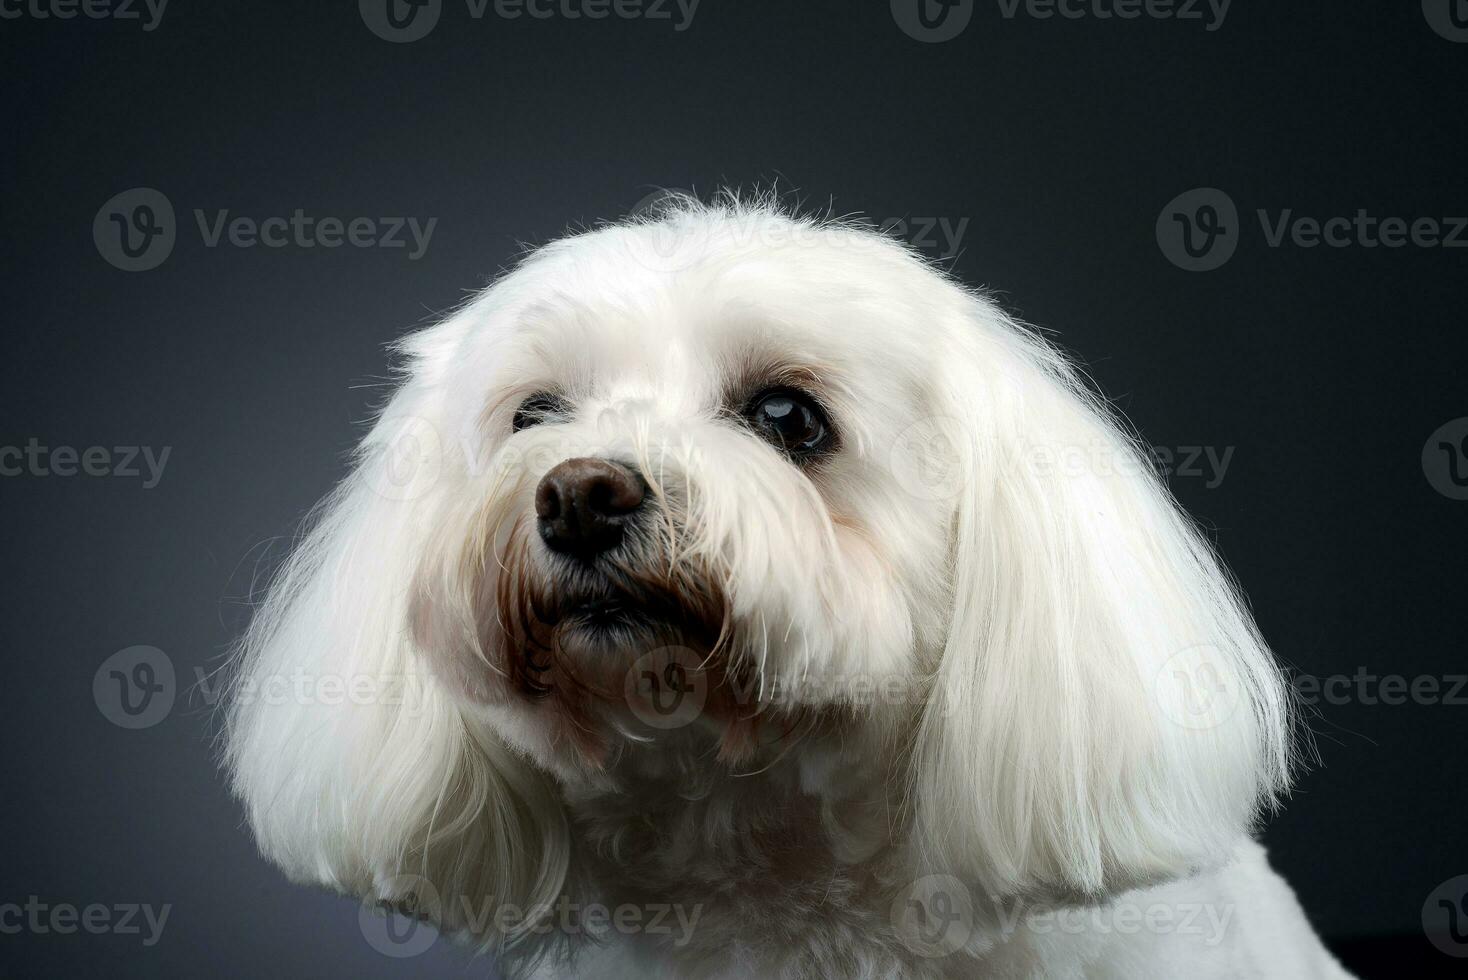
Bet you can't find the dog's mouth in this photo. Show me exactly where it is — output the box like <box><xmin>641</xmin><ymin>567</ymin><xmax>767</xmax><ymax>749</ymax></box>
<box><xmin>501</xmin><ymin>544</ymin><xmax>731</xmax><ymax>687</ymax></box>
<box><xmin>570</xmin><ymin>594</ymin><xmax>664</xmax><ymax>627</ymax></box>
<box><xmin>557</xmin><ymin>593</ymin><xmax>666</xmax><ymax>639</ymax></box>
<box><xmin>558</xmin><ymin>588</ymin><xmax>695</xmax><ymax>632</ymax></box>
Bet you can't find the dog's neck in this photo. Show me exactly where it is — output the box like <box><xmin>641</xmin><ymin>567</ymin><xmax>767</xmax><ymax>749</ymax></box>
<box><xmin>558</xmin><ymin>714</ymin><xmax>908</xmax><ymax>942</ymax></box>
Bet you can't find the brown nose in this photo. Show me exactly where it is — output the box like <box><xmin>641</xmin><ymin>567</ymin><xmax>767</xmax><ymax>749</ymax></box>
<box><xmin>535</xmin><ymin>457</ymin><xmax>645</xmax><ymax>556</ymax></box>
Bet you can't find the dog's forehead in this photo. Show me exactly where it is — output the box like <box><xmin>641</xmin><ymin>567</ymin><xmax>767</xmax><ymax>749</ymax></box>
<box><xmin>507</xmin><ymin>217</ymin><xmax>924</xmax><ymax>400</ymax></box>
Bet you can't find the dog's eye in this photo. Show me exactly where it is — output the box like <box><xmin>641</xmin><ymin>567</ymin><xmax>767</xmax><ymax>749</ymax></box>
<box><xmin>746</xmin><ymin>388</ymin><xmax>833</xmax><ymax>459</ymax></box>
<box><xmin>512</xmin><ymin>393</ymin><xmax>569</xmax><ymax>432</ymax></box>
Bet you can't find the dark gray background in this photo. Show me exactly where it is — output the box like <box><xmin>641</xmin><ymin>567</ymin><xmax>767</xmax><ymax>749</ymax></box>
<box><xmin>3</xmin><ymin>1</ymin><xmax>1466</xmax><ymax>976</ymax></box>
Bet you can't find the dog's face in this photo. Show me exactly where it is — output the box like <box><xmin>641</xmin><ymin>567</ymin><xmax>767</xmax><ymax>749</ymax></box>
<box><xmin>406</xmin><ymin>212</ymin><xmax>956</xmax><ymax>772</ymax></box>
<box><xmin>226</xmin><ymin>201</ymin><xmax>1294</xmax><ymax>948</ymax></box>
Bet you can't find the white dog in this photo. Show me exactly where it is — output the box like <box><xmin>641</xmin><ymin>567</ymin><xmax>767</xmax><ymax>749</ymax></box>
<box><xmin>224</xmin><ymin>195</ymin><xmax>1353</xmax><ymax>978</ymax></box>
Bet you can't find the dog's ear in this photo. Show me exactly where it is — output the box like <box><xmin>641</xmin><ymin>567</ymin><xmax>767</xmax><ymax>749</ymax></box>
<box><xmin>222</xmin><ymin>311</ymin><xmax>569</xmax><ymax>950</ymax></box>
<box><xmin>906</xmin><ymin>298</ymin><xmax>1294</xmax><ymax>900</ymax></box>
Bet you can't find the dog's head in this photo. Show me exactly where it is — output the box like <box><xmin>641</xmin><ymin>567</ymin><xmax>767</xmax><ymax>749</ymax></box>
<box><xmin>225</xmin><ymin>196</ymin><xmax>1293</xmax><ymax>952</ymax></box>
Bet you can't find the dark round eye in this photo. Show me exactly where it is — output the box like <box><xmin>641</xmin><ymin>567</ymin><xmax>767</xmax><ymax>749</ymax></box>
<box><xmin>746</xmin><ymin>388</ymin><xmax>834</xmax><ymax>459</ymax></box>
<box><xmin>512</xmin><ymin>392</ymin><xmax>569</xmax><ymax>432</ymax></box>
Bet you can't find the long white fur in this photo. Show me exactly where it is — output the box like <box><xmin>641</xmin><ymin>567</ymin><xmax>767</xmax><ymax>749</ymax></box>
<box><xmin>223</xmin><ymin>194</ymin><xmax>1348</xmax><ymax>978</ymax></box>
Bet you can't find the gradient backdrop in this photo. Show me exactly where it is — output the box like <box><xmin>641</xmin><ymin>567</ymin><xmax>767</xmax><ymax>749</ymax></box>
<box><xmin>3</xmin><ymin>1</ymin><xmax>1466</xmax><ymax>976</ymax></box>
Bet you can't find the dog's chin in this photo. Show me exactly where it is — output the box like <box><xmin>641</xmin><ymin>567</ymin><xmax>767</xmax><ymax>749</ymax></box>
<box><xmin>487</xmin><ymin>515</ymin><xmax>760</xmax><ymax>765</ymax></box>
